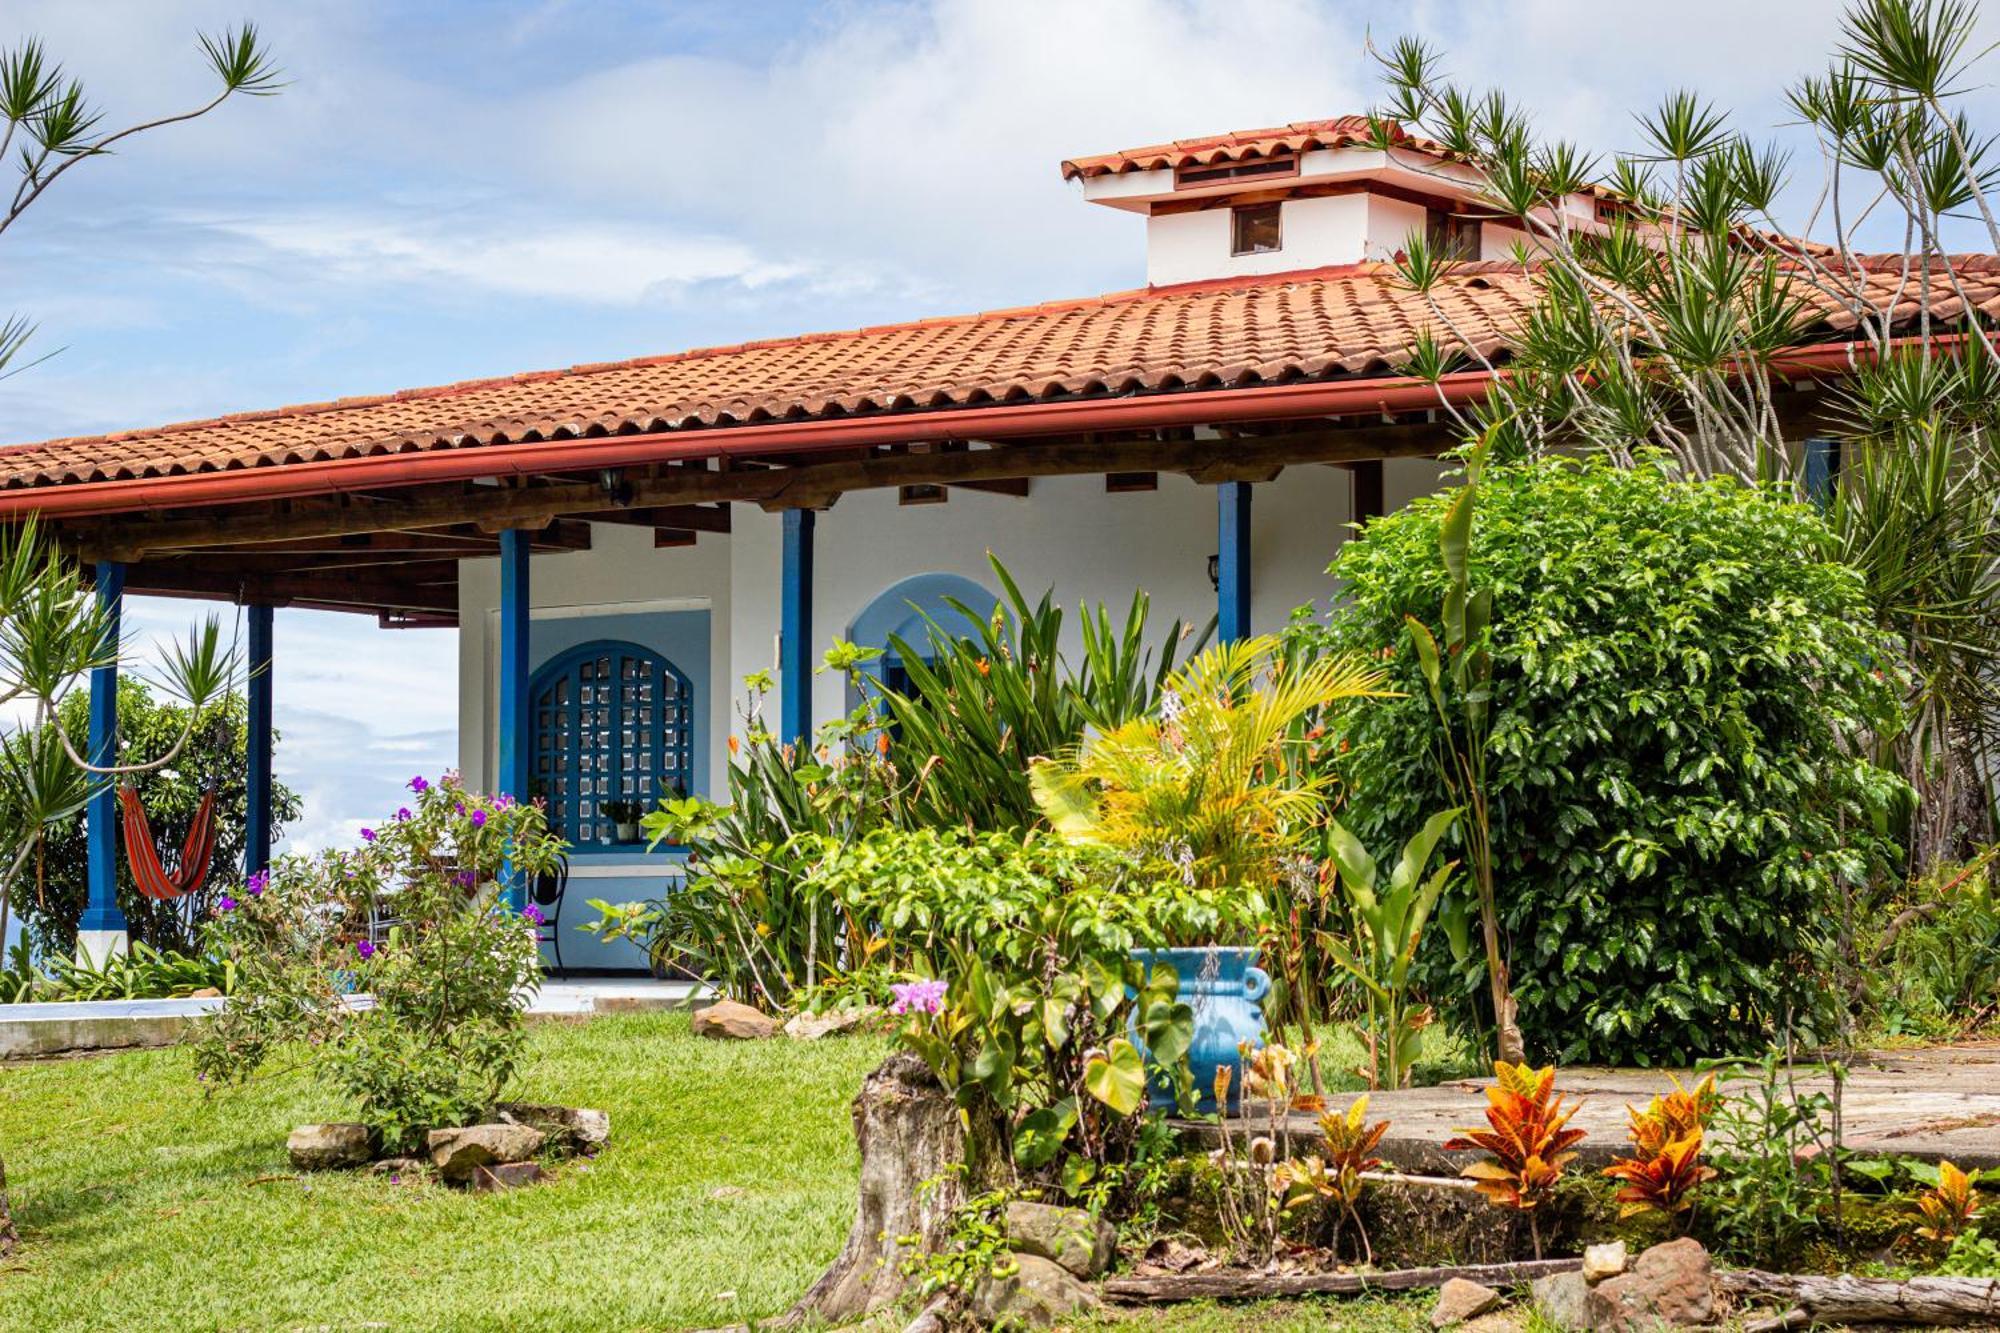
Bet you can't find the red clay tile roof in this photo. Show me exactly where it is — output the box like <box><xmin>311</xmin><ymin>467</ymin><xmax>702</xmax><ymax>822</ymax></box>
<box><xmin>1060</xmin><ymin>116</ymin><xmax>1448</xmax><ymax>181</ymax></box>
<box><xmin>1</xmin><ymin>257</ymin><xmax>1995</xmax><ymax>494</ymax></box>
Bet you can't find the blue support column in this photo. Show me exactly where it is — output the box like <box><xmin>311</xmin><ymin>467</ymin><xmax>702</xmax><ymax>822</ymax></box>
<box><xmin>81</xmin><ymin>561</ymin><xmax>127</xmax><ymax>953</ymax></box>
<box><xmin>497</xmin><ymin>529</ymin><xmax>531</xmax><ymax>910</ymax></box>
<box><xmin>780</xmin><ymin>508</ymin><xmax>816</xmax><ymax>747</ymax></box>
<box><xmin>245</xmin><ymin>603</ymin><xmax>274</xmax><ymax>877</ymax></box>
<box><xmin>1217</xmin><ymin>481</ymin><xmax>1252</xmax><ymax>643</ymax></box>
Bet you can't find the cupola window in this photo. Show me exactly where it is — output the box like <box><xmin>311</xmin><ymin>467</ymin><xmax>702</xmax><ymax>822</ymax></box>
<box><xmin>1426</xmin><ymin>208</ymin><xmax>1480</xmax><ymax>261</ymax></box>
<box><xmin>1230</xmin><ymin>202</ymin><xmax>1283</xmax><ymax>257</ymax></box>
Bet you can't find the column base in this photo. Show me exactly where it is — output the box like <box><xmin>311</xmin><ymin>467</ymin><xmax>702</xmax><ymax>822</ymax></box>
<box><xmin>76</xmin><ymin>929</ymin><xmax>129</xmax><ymax>970</ymax></box>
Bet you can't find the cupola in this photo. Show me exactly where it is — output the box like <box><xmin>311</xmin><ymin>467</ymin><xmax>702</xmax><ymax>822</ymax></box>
<box><xmin>1061</xmin><ymin>116</ymin><xmax>1594</xmax><ymax>286</ymax></box>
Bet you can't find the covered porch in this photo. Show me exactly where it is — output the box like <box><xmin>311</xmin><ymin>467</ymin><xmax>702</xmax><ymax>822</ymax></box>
<box><xmin>0</xmin><ymin>261</ymin><xmax>1858</xmax><ymax>973</ymax></box>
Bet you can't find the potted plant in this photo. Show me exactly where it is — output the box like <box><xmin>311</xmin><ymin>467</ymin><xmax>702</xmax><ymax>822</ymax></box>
<box><xmin>603</xmin><ymin>800</ymin><xmax>643</xmax><ymax>844</ymax></box>
<box><xmin>1029</xmin><ymin>634</ymin><xmax>1388</xmax><ymax>1111</ymax></box>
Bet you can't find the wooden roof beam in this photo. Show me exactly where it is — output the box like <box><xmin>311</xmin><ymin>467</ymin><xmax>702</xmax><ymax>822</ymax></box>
<box><xmin>73</xmin><ymin>419</ymin><xmax>1454</xmax><ymax>558</ymax></box>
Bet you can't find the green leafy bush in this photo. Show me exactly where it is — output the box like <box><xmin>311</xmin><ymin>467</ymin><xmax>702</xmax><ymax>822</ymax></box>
<box><xmin>1865</xmin><ymin>849</ymin><xmax>2000</xmax><ymax>1038</ymax></box>
<box><xmin>814</xmin><ymin>825</ymin><xmax>1224</xmax><ymax>1189</ymax></box>
<box><xmin>1290</xmin><ymin>456</ymin><xmax>1905</xmax><ymax>1063</ymax></box>
<box><xmin>0</xmin><ymin>935</ymin><xmax>233</xmax><ymax>1002</ymax></box>
<box><xmin>194</xmin><ymin>775</ymin><xmax>563</xmax><ymax>1151</ymax></box>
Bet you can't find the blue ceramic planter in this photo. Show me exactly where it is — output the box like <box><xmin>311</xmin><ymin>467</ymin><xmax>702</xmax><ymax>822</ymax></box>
<box><xmin>1132</xmin><ymin>945</ymin><xmax>1271</xmax><ymax>1114</ymax></box>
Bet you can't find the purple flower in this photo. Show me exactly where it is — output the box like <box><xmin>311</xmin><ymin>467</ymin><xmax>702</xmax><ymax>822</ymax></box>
<box><xmin>217</xmin><ymin>896</ymin><xmax>238</xmax><ymax>913</ymax></box>
<box><xmin>455</xmin><ymin>870</ymin><xmax>478</xmax><ymax>888</ymax></box>
<box><xmin>360</xmin><ymin>827</ymin><xmax>376</xmax><ymax>843</ymax></box>
<box><xmin>469</xmin><ymin>809</ymin><xmax>488</xmax><ymax>828</ymax></box>
<box><xmin>245</xmin><ymin>870</ymin><xmax>269</xmax><ymax>897</ymax></box>
<box><xmin>523</xmin><ymin>903</ymin><xmax>546</xmax><ymax>926</ymax></box>
<box><xmin>888</xmin><ymin>979</ymin><xmax>948</xmax><ymax>1016</ymax></box>
<box><xmin>395</xmin><ymin>807</ymin><xmax>412</xmax><ymax>821</ymax></box>
<box><xmin>494</xmin><ymin>793</ymin><xmax>515</xmax><ymax>810</ymax></box>
<box><xmin>356</xmin><ymin>939</ymin><xmax>376</xmax><ymax>961</ymax></box>
<box><xmin>408</xmin><ymin>776</ymin><xmax>430</xmax><ymax>794</ymax></box>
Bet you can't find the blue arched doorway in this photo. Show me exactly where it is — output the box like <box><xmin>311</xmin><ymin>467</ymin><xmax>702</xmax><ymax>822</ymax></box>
<box><xmin>845</xmin><ymin>572</ymin><xmax>999</xmax><ymax>708</ymax></box>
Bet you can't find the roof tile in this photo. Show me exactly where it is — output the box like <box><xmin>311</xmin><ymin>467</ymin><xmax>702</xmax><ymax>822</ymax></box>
<box><xmin>0</xmin><ymin>258</ymin><xmax>1989</xmax><ymax>493</ymax></box>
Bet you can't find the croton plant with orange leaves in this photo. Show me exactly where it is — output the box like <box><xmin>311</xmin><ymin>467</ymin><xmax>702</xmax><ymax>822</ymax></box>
<box><xmin>1444</xmin><ymin>1061</ymin><xmax>1588</xmax><ymax>1256</ymax></box>
<box><xmin>1602</xmin><ymin>1073</ymin><xmax>1722</xmax><ymax>1223</ymax></box>
<box><xmin>1912</xmin><ymin>1160</ymin><xmax>1985</xmax><ymax>1250</ymax></box>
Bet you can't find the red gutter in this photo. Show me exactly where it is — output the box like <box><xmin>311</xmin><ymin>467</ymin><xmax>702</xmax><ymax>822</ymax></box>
<box><xmin>0</xmin><ymin>370</ymin><xmax>1504</xmax><ymax>521</ymax></box>
<box><xmin>0</xmin><ymin>333</ymin><xmax>1947</xmax><ymax>522</ymax></box>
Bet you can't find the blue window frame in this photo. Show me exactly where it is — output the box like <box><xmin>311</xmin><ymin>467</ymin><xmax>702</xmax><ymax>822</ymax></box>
<box><xmin>529</xmin><ymin>640</ymin><xmax>692</xmax><ymax>846</ymax></box>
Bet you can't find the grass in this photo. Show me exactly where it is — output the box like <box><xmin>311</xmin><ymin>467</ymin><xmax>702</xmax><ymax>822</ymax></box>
<box><xmin>0</xmin><ymin>1012</ymin><xmax>889</xmax><ymax>1332</ymax></box>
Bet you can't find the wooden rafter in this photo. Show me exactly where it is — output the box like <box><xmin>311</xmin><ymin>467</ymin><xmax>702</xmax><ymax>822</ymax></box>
<box><xmin>72</xmin><ymin>420</ymin><xmax>1455</xmax><ymax>559</ymax></box>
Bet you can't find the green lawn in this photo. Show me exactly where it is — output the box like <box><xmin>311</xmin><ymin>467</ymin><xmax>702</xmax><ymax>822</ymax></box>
<box><xmin>0</xmin><ymin>1012</ymin><xmax>889</xmax><ymax>1332</ymax></box>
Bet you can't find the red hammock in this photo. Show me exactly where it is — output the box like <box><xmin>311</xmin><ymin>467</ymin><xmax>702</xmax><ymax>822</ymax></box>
<box><xmin>117</xmin><ymin>784</ymin><xmax>221</xmax><ymax>901</ymax></box>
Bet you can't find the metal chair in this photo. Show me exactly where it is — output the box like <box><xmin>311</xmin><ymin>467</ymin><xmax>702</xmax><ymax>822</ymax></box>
<box><xmin>531</xmin><ymin>855</ymin><xmax>570</xmax><ymax>974</ymax></box>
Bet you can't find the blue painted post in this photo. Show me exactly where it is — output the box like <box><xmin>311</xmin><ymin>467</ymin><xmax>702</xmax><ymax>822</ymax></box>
<box><xmin>1803</xmin><ymin>437</ymin><xmax>1840</xmax><ymax>507</ymax></box>
<box><xmin>81</xmin><ymin>561</ymin><xmax>127</xmax><ymax>961</ymax></box>
<box><xmin>497</xmin><ymin>529</ymin><xmax>531</xmax><ymax>910</ymax></box>
<box><xmin>245</xmin><ymin>603</ymin><xmax>274</xmax><ymax>877</ymax></box>
<box><xmin>780</xmin><ymin>508</ymin><xmax>815</xmax><ymax>747</ymax></box>
<box><xmin>1217</xmin><ymin>481</ymin><xmax>1252</xmax><ymax>643</ymax></box>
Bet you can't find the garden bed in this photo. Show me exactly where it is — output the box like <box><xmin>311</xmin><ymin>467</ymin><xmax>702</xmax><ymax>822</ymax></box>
<box><xmin>1188</xmin><ymin>1046</ymin><xmax>2000</xmax><ymax>1174</ymax></box>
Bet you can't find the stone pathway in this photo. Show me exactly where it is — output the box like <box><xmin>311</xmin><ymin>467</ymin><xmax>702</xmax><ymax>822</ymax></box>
<box><xmin>1213</xmin><ymin>1042</ymin><xmax>2000</xmax><ymax>1171</ymax></box>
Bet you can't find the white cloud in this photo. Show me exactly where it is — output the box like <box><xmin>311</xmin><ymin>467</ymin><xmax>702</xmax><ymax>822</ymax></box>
<box><xmin>197</xmin><ymin>210</ymin><xmax>820</xmax><ymax>306</ymax></box>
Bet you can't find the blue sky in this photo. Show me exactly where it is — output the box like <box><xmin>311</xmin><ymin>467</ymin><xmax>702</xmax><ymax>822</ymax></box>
<box><xmin>4</xmin><ymin>0</ymin><xmax>1996</xmax><ymax>860</ymax></box>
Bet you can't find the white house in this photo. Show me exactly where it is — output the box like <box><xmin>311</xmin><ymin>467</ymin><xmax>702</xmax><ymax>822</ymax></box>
<box><xmin>0</xmin><ymin>116</ymin><xmax>1973</xmax><ymax>969</ymax></box>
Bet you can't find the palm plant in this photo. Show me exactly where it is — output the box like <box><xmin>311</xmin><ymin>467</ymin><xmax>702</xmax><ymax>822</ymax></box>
<box><xmin>1027</xmin><ymin>634</ymin><xmax>1388</xmax><ymax>937</ymax></box>
<box><xmin>1826</xmin><ymin>352</ymin><xmax>2000</xmax><ymax>868</ymax></box>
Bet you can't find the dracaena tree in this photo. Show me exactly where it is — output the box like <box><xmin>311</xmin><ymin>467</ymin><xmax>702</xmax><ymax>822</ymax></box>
<box><xmin>1366</xmin><ymin>0</ymin><xmax>2000</xmax><ymax>875</ymax></box>
<box><xmin>0</xmin><ymin>17</ymin><xmax>277</xmax><ymax>1257</ymax></box>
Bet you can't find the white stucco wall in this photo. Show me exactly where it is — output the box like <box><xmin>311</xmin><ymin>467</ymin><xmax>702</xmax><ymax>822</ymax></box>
<box><xmin>457</xmin><ymin>521</ymin><xmax>734</xmax><ymax>797</ymax></box>
<box><xmin>459</xmin><ymin>459</ymin><xmax>1448</xmax><ymax>801</ymax></box>
<box><xmin>1146</xmin><ymin>194</ymin><xmax>1370</xmax><ymax>286</ymax></box>
<box><xmin>456</xmin><ymin>459</ymin><xmax>1449</xmax><ymax>969</ymax></box>
<box><xmin>725</xmin><ymin>461</ymin><xmax>1446</xmax><ymax>747</ymax></box>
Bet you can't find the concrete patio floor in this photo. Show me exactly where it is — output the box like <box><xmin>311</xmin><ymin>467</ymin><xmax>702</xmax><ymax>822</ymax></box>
<box><xmin>1212</xmin><ymin>1043</ymin><xmax>2000</xmax><ymax>1171</ymax></box>
<box><xmin>0</xmin><ymin>976</ymin><xmax>708</xmax><ymax>1058</ymax></box>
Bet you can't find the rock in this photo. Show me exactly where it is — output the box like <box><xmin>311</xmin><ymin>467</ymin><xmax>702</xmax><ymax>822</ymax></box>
<box><xmin>899</xmin><ymin>1296</ymin><xmax>952</xmax><ymax>1333</ymax></box>
<box><xmin>426</xmin><ymin>1123</ymin><xmax>547</xmax><ymax>1181</ymax></box>
<box><xmin>496</xmin><ymin>1101</ymin><xmax>611</xmax><ymax>1153</ymax></box>
<box><xmin>1583</xmin><ymin>1239</ymin><xmax>1630</xmax><ymax>1284</ymax></box>
<box><xmin>1587</xmin><ymin>1237</ymin><xmax>1716</xmax><ymax>1332</ymax></box>
<box><xmin>1532</xmin><ymin>1270</ymin><xmax>1591</xmax><ymax>1332</ymax></box>
<box><xmin>187</xmin><ymin>987</ymin><xmax>222</xmax><ymax>999</ymax></box>
<box><xmin>367</xmin><ymin>1156</ymin><xmax>425</xmax><ymax>1179</ymax></box>
<box><xmin>691</xmin><ymin>999</ymin><xmax>780</xmax><ymax>1040</ymax></box>
<box><xmin>287</xmin><ymin>1123</ymin><xmax>372</xmax><ymax>1171</ymax></box>
<box><xmin>784</xmin><ymin>1007</ymin><xmax>876</xmax><ymax>1040</ymax></box>
<box><xmin>467</xmin><ymin>1161</ymin><xmax>543</xmax><ymax>1191</ymax></box>
<box><xmin>1431</xmin><ymin>1277</ymin><xmax>1502</xmax><ymax>1327</ymax></box>
<box><xmin>1005</xmin><ymin>1200</ymin><xmax>1116</xmax><ymax>1279</ymax></box>
<box><xmin>970</xmin><ymin>1253</ymin><xmax>1100</xmax><ymax>1327</ymax></box>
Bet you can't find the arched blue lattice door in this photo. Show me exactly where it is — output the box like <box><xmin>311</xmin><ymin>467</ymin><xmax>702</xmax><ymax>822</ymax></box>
<box><xmin>529</xmin><ymin>641</ymin><xmax>693</xmax><ymax>845</ymax></box>
<box><xmin>845</xmin><ymin>572</ymin><xmax>999</xmax><ymax>711</ymax></box>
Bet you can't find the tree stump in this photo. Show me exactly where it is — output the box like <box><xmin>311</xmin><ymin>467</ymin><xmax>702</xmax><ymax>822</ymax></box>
<box><xmin>782</xmin><ymin>1052</ymin><xmax>970</xmax><ymax>1326</ymax></box>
